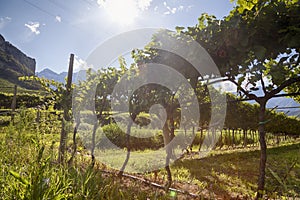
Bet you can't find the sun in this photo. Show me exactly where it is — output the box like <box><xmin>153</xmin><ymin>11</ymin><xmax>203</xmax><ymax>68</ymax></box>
<box><xmin>102</xmin><ymin>0</ymin><xmax>139</xmax><ymax>26</ymax></box>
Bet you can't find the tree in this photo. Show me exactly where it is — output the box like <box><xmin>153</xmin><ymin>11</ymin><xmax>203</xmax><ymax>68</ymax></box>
<box><xmin>286</xmin><ymin>81</ymin><xmax>300</xmax><ymax>102</ymax></box>
<box><xmin>73</xmin><ymin>57</ymin><xmax>128</xmax><ymax>166</ymax></box>
<box><xmin>134</xmin><ymin>0</ymin><xmax>300</xmax><ymax>197</ymax></box>
<box><xmin>181</xmin><ymin>0</ymin><xmax>300</xmax><ymax>198</ymax></box>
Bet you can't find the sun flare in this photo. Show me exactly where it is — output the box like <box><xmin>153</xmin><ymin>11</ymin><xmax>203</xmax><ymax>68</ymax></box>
<box><xmin>101</xmin><ymin>0</ymin><xmax>139</xmax><ymax>26</ymax></box>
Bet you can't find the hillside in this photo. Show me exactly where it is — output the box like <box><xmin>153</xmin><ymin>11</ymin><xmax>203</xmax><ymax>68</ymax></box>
<box><xmin>0</xmin><ymin>34</ymin><xmax>39</xmax><ymax>90</ymax></box>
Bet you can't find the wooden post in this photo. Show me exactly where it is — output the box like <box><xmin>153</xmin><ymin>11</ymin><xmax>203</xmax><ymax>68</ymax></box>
<box><xmin>66</xmin><ymin>54</ymin><xmax>74</xmax><ymax>94</ymax></box>
<box><xmin>36</xmin><ymin>106</ymin><xmax>41</xmax><ymax>124</ymax></box>
<box><xmin>11</xmin><ymin>85</ymin><xmax>17</xmax><ymax>122</ymax></box>
<box><xmin>58</xmin><ymin>54</ymin><xmax>74</xmax><ymax>164</ymax></box>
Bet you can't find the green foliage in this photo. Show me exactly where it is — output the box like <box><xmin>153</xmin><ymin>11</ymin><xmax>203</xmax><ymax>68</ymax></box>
<box><xmin>266</xmin><ymin>144</ymin><xmax>300</xmax><ymax>197</ymax></box>
<box><xmin>19</xmin><ymin>76</ymin><xmax>69</xmax><ymax>110</ymax></box>
<box><xmin>100</xmin><ymin>123</ymin><xmax>164</xmax><ymax>150</ymax></box>
<box><xmin>0</xmin><ymin>78</ymin><xmax>40</xmax><ymax>94</ymax></box>
<box><xmin>0</xmin><ymin>108</ymin><xmax>169</xmax><ymax>200</ymax></box>
<box><xmin>134</xmin><ymin>0</ymin><xmax>300</xmax><ymax>101</ymax></box>
<box><xmin>130</xmin><ymin>3</ymin><xmax>300</xmax><ymax>196</ymax></box>
<box><xmin>2</xmin><ymin>2</ymin><xmax>299</xmax><ymax>197</ymax></box>
<box><xmin>0</xmin><ymin>92</ymin><xmax>51</xmax><ymax>109</ymax></box>
<box><xmin>0</xmin><ymin>106</ymin><xmax>299</xmax><ymax>198</ymax></box>
<box><xmin>195</xmin><ymin>0</ymin><xmax>299</xmax><ymax>93</ymax></box>
<box><xmin>73</xmin><ymin>61</ymin><xmax>129</xmax><ymax>125</ymax></box>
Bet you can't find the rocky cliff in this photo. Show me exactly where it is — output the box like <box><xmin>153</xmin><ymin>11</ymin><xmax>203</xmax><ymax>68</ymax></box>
<box><xmin>0</xmin><ymin>34</ymin><xmax>36</xmax><ymax>75</ymax></box>
<box><xmin>0</xmin><ymin>34</ymin><xmax>37</xmax><ymax>89</ymax></box>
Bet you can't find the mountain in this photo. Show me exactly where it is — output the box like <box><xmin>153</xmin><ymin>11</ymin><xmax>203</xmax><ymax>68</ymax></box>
<box><xmin>246</xmin><ymin>96</ymin><xmax>300</xmax><ymax>116</ymax></box>
<box><xmin>37</xmin><ymin>68</ymin><xmax>68</xmax><ymax>83</ymax></box>
<box><xmin>230</xmin><ymin>86</ymin><xmax>300</xmax><ymax>117</ymax></box>
<box><xmin>0</xmin><ymin>34</ymin><xmax>38</xmax><ymax>90</ymax></box>
<box><xmin>37</xmin><ymin>68</ymin><xmax>86</xmax><ymax>84</ymax></box>
<box><xmin>249</xmin><ymin>90</ymin><xmax>300</xmax><ymax>117</ymax></box>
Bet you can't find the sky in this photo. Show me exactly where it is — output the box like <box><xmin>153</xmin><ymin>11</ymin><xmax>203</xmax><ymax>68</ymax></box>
<box><xmin>0</xmin><ymin>0</ymin><xmax>235</xmax><ymax>73</ymax></box>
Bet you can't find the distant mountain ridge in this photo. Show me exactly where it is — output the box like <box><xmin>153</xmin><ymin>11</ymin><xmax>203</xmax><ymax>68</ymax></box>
<box><xmin>37</xmin><ymin>68</ymin><xmax>84</xmax><ymax>84</ymax></box>
<box><xmin>246</xmin><ymin>97</ymin><xmax>300</xmax><ymax>116</ymax></box>
<box><xmin>37</xmin><ymin>68</ymin><xmax>68</xmax><ymax>83</ymax></box>
<box><xmin>248</xmin><ymin>89</ymin><xmax>300</xmax><ymax>117</ymax></box>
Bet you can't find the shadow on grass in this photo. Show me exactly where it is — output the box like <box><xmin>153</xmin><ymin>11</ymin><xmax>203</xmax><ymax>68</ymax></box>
<box><xmin>172</xmin><ymin>143</ymin><xmax>300</xmax><ymax>199</ymax></box>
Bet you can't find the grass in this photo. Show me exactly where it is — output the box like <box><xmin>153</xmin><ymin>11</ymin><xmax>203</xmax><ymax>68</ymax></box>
<box><xmin>168</xmin><ymin>142</ymin><xmax>300</xmax><ymax>199</ymax></box>
<box><xmin>94</xmin><ymin>139</ymin><xmax>300</xmax><ymax>199</ymax></box>
<box><xmin>0</xmin><ymin>108</ymin><xmax>299</xmax><ymax>199</ymax></box>
<box><xmin>94</xmin><ymin>148</ymin><xmax>184</xmax><ymax>173</ymax></box>
<box><xmin>0</xmin><ymin>112</ymin><xmax>171</xmax><ymax>200</ymax></box>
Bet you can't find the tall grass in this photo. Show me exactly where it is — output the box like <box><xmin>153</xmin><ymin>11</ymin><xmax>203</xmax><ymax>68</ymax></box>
<box><xmin>0</xmin><ymin>108</ymin><xmax>169</xmax><ymax>200</ymax></box>
<box><xmin>1</xmin><ymin>107</ymin><xmax>299</xmax><ymax>199</ymax></box>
